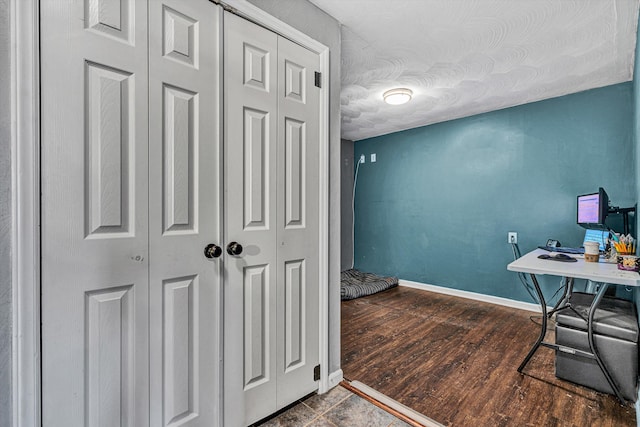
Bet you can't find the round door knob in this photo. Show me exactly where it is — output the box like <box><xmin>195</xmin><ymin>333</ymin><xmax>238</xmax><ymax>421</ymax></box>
<box><xmin>204</xmin><ymin>244</ymin><xmax>222</xmax><ymax>259</ymax></box>
<box><xmin>227</xmin><ymin>241</ymin><xmax>243</xmax><ymax>256</ymax></box>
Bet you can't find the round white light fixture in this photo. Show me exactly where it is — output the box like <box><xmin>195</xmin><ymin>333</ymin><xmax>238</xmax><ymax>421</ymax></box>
<box><xmin>383</xmin><ymin>88</ymin><xmax>413</xmax><ymax>105</ymax></box>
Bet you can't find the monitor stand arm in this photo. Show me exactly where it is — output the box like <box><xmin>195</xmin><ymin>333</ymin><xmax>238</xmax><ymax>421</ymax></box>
<box><xmin>607</xmin><ymin>205</ymin><xmax>636</xmax><ymax>235</ymax></box>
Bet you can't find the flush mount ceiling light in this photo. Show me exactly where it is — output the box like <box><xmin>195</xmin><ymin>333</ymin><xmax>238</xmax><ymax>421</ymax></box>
<box><xmin>383</xmin><ymin>88</ymin><xmax>413</xmax><ymax>105</ymax></box>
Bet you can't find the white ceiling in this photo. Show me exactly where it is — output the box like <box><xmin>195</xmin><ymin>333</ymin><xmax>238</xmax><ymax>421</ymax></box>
<box><xmin>309</xmin><ymin>0</ymin><xmax>640</xmax><ymax>141</ymax></box>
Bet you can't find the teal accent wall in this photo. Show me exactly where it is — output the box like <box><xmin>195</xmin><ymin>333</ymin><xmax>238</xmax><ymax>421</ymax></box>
<box><xmin>354</xmin><ymin>84</ymin><xmax>635</xmax><ymax>303</ymax></box>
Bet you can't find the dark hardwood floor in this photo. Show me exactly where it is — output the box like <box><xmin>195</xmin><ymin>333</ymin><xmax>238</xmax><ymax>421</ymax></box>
<box><xmin>341</xmin><ymin>286</ymin><xmax>636</xmax><ymax>427</ymax></box>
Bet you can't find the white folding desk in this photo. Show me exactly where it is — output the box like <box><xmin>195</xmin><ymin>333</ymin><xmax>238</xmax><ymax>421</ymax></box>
<box><xmin>508</xmin><ymin>248</ymin><xmax>640</xmax><ymax>402</ymax></box>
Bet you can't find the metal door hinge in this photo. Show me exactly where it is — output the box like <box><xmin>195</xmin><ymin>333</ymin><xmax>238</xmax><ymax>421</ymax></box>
<box><xmin>314</xmin><ymin>72</ymin><xmax>321</xmax><ymax>88</ymax></box>
<box><xmin>313</xmin><ymin>364</ymin><xmax>321</xmax><ymax>381</ymax></box>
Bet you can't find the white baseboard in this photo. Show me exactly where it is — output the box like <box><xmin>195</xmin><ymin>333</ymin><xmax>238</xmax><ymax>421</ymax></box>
<box><xmin>399</xmin><ymin>279</ymin><xmax>544</xmax><ymax>313</ymax></box>
<box><xmin>328</xmin><ymin>369</ymin><xmax>344</xmax><ymax>389</ymax></box>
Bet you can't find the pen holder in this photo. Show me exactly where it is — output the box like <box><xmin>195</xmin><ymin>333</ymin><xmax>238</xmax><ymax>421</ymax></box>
<box><xmin>617</xmin><ymin>255</ymin><xmax>640</xmax><ymax>272</ymax></box>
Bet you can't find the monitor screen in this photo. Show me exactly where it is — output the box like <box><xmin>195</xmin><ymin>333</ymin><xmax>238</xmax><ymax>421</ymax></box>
<box><xmin>577</xmin><ymin>188</ymin><xmax>609</xmax><ymax>229</ymax></box>
<box><xmin>577</xmin><ymin>193</ymin><xmax>600</xmax><ymax>224</ymax></box>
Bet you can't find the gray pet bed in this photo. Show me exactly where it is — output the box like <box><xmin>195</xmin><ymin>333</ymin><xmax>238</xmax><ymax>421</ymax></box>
<box><xmin>341</xmin><ymin>269</ymin><xmax>398</xmax><ymax>300</ymax></box>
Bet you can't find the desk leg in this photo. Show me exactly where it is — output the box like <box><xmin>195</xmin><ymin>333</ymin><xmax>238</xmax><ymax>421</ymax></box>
<box><xmin>518</xmin><ymin>273</ymin><xmax>547</xmax><ymax>373</ymax></box>
<box><xmin>587</xmin><ymin>283</ymin><xmax>626</xmax><ymax>403</ymax></box>
<box><xmin>548</xmin><ymin>277</ymin><xmax>574</xmax><ymax>318</ymax></box>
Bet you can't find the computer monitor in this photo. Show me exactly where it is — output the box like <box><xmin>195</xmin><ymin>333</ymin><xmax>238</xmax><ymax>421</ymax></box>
<box><xmin>583</xmin><ymin>228</ymin><xmax>608</xmax><ymax>252</ymax></box>
<box><xmin>577</xmin><ymin>187</ymin><xmax>609</xmax><ymax>230</ymax></box>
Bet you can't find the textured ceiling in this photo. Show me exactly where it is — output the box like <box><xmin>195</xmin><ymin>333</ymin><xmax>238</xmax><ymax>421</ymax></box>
<box><xmin>308</xmin><ymin>0</ymin><xmax>640</xmax><ymax>141</ymax></box>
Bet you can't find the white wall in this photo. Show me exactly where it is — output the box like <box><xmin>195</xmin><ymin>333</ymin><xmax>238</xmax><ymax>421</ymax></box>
<box><xmin>246</xmin><ymin>0</ymin><xmax>343</xmax><ymax>377</ymax></box>
<box><xmin>0</xmin><ymin>0</ymin><xmax>12</xmax><ymax>425</ymax></box>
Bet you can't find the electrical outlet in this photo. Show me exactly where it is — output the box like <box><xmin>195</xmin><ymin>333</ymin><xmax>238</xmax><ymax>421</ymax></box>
<box><xmin>371</xmin><ymin>153</ymin><xmax>377</xmax><ymax>162</ymax></box>
<box><xmin>508</xmin><ymin>232</ymin><xmax>517</xmax><ymax>244</ymax></box>
<box><xmin>359</xmin><ymin>154</ymin><xmax>365</xmax><ymax>164</ymax></box>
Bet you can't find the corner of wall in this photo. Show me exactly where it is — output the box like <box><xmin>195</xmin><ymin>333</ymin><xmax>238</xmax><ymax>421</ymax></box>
<box><xmin>340</xmin><ymin>139</ymin><xmax>354</xmax><ymax>271</ymax></box>
<box><xmin>632</xmin><ymin>10</ymin><xmax>640</xmax><ymax>426</ymax></box>
<box><xmin>634</xmin><ymin>7</ymin><xmax>640</xmax><ymax>227</ymax></box>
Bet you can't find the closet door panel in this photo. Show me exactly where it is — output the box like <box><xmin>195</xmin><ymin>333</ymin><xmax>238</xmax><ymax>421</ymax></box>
<box><xmin>162</xmin><ymin>84</ymin><xmax>197</xmax><ymax>233</ymax></box>
<box><xmin>42</xmin><ymin>1</ymin><xmax>222</xmax><ymax>426</ymax></box>
<box><xmin>243</xmin><ymin>264</ymin><xmax>271</xmax><ymax>387</ymax></box>
<box><xmin>86</xmin><ymin>0</ymin><xmax>133</xmax><ymax>43</ymax></box>
<box><xmin>85</xmin><ymin>62</ymin><xmax>134</xmax><ymax>236</ymax></box>
<box><xmin>161</xmin><ymin>275</ymin><xmax>198</xmax><ymax>425</ymax></box>
<box><xmin>283</xmin><ymin>259</ymin><xmax>305</xmax><ymax>369</ymax></box>
<box><xmin>85</xmin><ymin>286</ymin><xmax>136</xmax><ymax>427</ymax></box>
<box><xmin>224</xmin><ymin>11</ymin><xmax>323</xmax><ymax>426</ymax></box>
<box><xmin>224</xmin><ymin>12</ymin><xmax>279</xmax><ymax>426</ymax></box>
<box><xmin>149</xmin><ymin>1</ymin><xmax>222</xmax><ymax>426</ymax></box>
<box><xmin>283</xmin><ymin>118</ymin><xmax>305</xmax><ymax>228</ymax></box>
<box><xmin>243</xmin><ymin>108</ymin><xmax>270</xmax><ymax>229</ymax></box>
<box><xmin>41</xmin><ymin>0</ymin><xmax>150</xmax><ymax>426</ymax></box>
<box><xmin>276</xmin><ymin>36</ymin><xmax>321</xmax><ymax>408</ymax></box>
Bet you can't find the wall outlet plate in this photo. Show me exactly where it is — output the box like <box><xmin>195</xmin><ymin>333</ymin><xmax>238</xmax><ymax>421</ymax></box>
<box><xmin>508</xmin><ymin>232</ymin><xmax>517</xmax><ymax>244</ymax></box>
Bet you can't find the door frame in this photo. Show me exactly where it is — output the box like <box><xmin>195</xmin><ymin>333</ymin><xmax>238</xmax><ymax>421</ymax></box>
<box><xmin>11</xmin><ymin>0</ymin><xmax>41</xmax><ymax>425</ymax></box>
<box><xmin>10</xmin><ymin>1</ymin><xmax>330</xmax><ymax>426</ymax></box>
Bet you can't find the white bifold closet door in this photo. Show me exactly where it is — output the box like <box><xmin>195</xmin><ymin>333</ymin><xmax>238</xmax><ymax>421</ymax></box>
<box><xmin>224</xmin><ymin>12</ymin><xmax>321</xmax><ymax>426</ymax></box>
<box><xmin>148</xmin><ymin>1</ymin><xmax>222</xmax><ymax>426</ymax></box>
<box><xmin>40</xmin><ymin>1</ymin><xmax>221</xmax><ymax>426</ymax></box>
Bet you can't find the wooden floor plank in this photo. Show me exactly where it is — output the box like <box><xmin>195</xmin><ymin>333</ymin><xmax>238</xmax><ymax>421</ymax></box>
<box><xmin>341</xmin><ymin>286</ymin><xmax>635</xmax><ymax>427</ymax></box>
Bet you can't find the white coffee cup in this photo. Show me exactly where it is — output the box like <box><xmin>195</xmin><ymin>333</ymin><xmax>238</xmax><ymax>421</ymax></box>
<box><xmin>584</xmin><ymin>241</ymin><xmax>600</xmax><ymax>262</ymax></box>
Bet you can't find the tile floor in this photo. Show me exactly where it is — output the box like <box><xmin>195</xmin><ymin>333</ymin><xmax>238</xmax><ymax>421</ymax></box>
<box><xmin>253</xmin><ymin>385</ymin><xmax>412</xmax><ymax>427</ymax></box>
